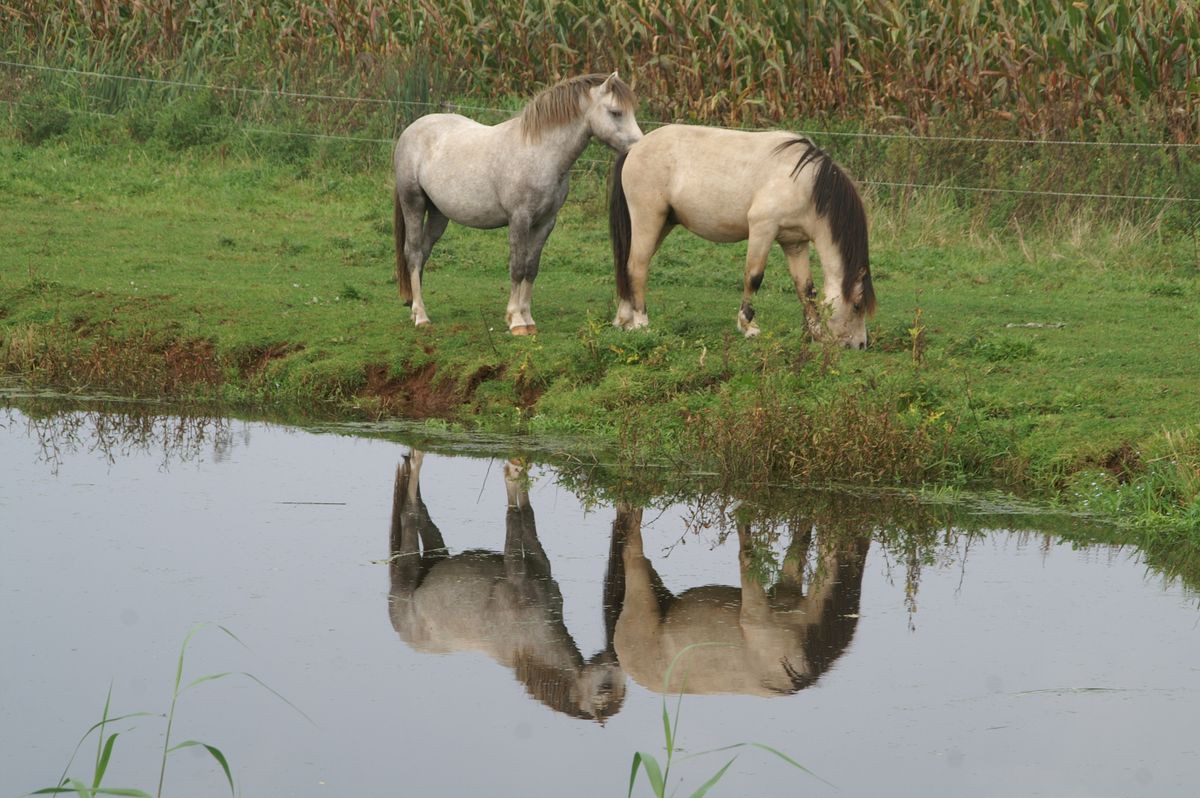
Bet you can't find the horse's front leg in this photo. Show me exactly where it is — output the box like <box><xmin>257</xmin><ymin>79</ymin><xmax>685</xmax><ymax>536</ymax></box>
<box><xmin>782</xmin><ymin>241</ymin><xmax>821</xmax><ymax>339</ymax></box>
<box><xmin>737</xmin><ymin>225</ymin><xmax>776</xmax><ymax>337</ymax></box>
<box><xmin>506</xmin><ymin>214</ymin><xmax>556</xmax><ymax>335</ymax></box>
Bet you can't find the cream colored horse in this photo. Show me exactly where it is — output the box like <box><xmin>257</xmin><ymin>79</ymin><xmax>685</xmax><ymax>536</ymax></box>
<box><xmin>609</xmin><ymin>125</ymin><xmax>876</xmax><ymax>347</ymax></box>
<box><xmin>610</xmin><ymin>506</ymin><xmax>869</xmax><ymax>696</ymax></box>
<box><xmin>393</xmin><ymin>73</ymin><xmax>643</xmax><ymax>334</ymax></box>
<box><xmin>387</xmin><ymin>452</ymin><xmax>625</xmax><ymax>722</ymax></box>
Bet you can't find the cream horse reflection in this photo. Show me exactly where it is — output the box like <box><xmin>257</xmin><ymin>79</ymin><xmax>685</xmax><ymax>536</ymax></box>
<box><xmin>387</xmin><ymin>452</ymin><xmax>625</xmax><ymax>722</ymax></box>
<box><xmin>611</xmin><ymin>506</ymin><xmax>869</xmax><ymax>696</ymax></box>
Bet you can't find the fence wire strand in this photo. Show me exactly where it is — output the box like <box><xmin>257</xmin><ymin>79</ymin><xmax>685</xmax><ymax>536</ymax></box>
<box><xmin>6</xmin><ymin>59</ymin><xmax>1200</xmax><ymax>149</ymax></box>
<box><xmin>3</xmin><ymin>61</ymin><xmax>1198</xmax><ymax>203</ymax></box>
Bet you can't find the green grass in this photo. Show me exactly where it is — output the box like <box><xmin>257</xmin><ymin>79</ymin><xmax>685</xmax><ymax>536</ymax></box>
<box><xmin>1</xmin><ymin>112</ymin><xmax>1198</xmax><ymax>539</ymax></box>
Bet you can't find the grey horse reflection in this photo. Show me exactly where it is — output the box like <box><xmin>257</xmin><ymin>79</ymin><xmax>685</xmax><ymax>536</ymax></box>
<box><xmin>387</xmin><ymin>452</ymin><xmax>625</xmax><ymax>722</ymax></box>
<box><xmin>610</xmin><ymin>505</ymin><xmax>869</xmax><ymax>696</ymax></box>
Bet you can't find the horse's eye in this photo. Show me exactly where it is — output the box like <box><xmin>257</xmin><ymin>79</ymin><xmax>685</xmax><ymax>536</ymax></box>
<box><xmin>609</xmin><ymin>109</ymin><xmax>624</xmax><ymax>118</ymax></box>
<box><xmin>852</xmin><ymin>302</ymin><xmax>863</xmax><ymax>313</ymax></box>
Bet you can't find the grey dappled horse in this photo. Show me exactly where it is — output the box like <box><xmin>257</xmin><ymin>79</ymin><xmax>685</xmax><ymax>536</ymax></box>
<box><xmin>610</xmin><ymin>125</ymin><xmax>876</xmax><ymax>347</ymax></box>
<box><xmin>608</xmin><ymin>506</ymin><xmax>870</xmax><ymax>696</ymax></box>
<box><xmin>393</xmin><ymin>73</ymin><xmax>643</xmax><ymax>334</ymax></box>
<box><xmin>387</xmin><ymin>452</ymin><xmax>625</xmax><ymax>722</ymax></box>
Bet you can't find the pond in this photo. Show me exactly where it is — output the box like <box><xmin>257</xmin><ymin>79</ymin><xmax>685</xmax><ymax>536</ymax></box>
<box><xmin>2</xmin><ymin>401</ymin><xmax>1198</xmax><ymax>797</ymax></box>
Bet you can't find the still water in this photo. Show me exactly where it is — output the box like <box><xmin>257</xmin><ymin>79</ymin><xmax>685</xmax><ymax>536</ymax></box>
<box><xmin>2</xmin><ymin>405</ymin><xmax>1198</xmax><ymax>797</ymax></box>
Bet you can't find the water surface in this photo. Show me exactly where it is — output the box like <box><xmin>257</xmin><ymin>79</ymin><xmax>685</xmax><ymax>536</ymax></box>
<box><xmin>2</xmin><ymin>405</ymin><xmax>1197</xmax><ymax>797</ymax></box>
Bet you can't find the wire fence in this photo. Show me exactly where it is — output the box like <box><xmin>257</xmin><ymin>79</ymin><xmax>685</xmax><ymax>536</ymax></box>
<box><xmin>3</xmin><ymin>59</ymin><xmax>1199</xmax><ymax>204</ymax></box>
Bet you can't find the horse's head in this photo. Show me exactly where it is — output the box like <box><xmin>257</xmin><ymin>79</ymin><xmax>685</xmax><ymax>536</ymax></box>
<box><xmin>585</xmin><ymin>72</ymin><xmax>642</xmax><ymax>153</ymax></box>
<box><xmin>515</xmin><ymin>648</ymin><xmax>627</xmax><ymax>723</ymax></box>
<box><xmin>576</xmin><ymin>651</ymin><xmax>627</xmax><ymax>723</ymax></box>
<box><xmin>827</xmin><ymin>273</ymin><xmax>874</xmax><ymax>350</ymax></box>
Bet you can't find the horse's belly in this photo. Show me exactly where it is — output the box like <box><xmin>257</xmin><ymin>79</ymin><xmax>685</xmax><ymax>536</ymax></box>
<box><xmin>673</xmin><ymin>210</ymin><xmax>748</xmax><ymax>243</ymax></box>
<box><xmin>664</xmin><ymin>178</ymin><xmax>753</xmax><ymax>243</ymax></box>
<box><xmin>423</xmin><ymin>179</ymin><xmax>508</xmax><ymax>229</ymax></box>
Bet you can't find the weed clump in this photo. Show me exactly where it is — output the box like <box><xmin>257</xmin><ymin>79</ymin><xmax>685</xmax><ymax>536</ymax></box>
<box><xmin>15</xmin><ymin>93</ymin><xmax>71</xmax><ymax>144</ymax></box>
<box><xmin>156</xmin><ymin>92</ymin><xmax>228</xmax><ymax>150</ymax></box>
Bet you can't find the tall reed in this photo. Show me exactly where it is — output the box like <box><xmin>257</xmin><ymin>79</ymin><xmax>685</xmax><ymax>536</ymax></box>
<box><xmin>3</xmin><ymin>1</ymin><xmax>1197</xmax><ymax>137</ymax></box>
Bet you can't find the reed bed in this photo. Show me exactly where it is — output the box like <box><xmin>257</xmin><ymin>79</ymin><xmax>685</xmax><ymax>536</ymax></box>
<box><xmin>2</xmin><ymin>0</ymin><xmax>1197</xmax><ymax>138</ymax></box>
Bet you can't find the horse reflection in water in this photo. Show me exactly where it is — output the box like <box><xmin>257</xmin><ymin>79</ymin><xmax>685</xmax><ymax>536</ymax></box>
<box><xmin>610</xmin><ymin>506</ymin><xmax>870</xmax><ymax>696</ymax></box>
<box><xmin>387</xmin><ymin>452</ymin><xmax>625</xmax><ymax>722</ymax></box>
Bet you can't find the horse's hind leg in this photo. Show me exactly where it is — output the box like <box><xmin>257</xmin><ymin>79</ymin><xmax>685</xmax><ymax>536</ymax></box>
<box><xmin>389</xmin><ymin>455</ymin><xmax>425</xmax><ymax>595</ymax></box>
<box><xmin>398</xmin><ymin>190</ymin><xmax>433</xmax><ymax>326</ymax></box>
<box><xmin>737</xmin><ymin>223</ymin><xmax>777</xmax><ymax>337</ymax></box>
<box><xmin>422</xmin><ymin>208</ymin><xmax>449</xmax><ymax>263</ymax></box>
<box><xmin>615</xmin><ymin>212</ymin><xmax>669</xmax><ymax>330</ymax></box>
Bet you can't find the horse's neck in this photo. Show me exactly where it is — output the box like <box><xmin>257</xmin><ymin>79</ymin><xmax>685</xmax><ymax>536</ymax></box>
<box><xmin>810</xmin><ymin>232</ymin><xmax>845</xmax><ymax>302</ymax></box>
<box><xmin>510</xmin><ymin>116</ymin><xmax>592</xmax><ymax>175</ymax></box>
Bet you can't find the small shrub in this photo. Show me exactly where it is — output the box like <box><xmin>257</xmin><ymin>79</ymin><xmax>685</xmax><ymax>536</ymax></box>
<box><xmin>156</xmin><ymin>92</ymin><xmax>228</xmax><ymax>150</ymax></box>
<box><xmin>338</xmin><ymin>283</ymin><xmax>366</xmax><ymax>302</ymax></box>
<box><xmin>948</xmin><ymin>330</ymin><xmax>1037</xmax><ymax>362</ymax></box>
<box><xmin>125</xmin><ymin>107</ymin><xmax>157</xmax><ymax>142</ymax></box>
<box><xmin>16</xmin><ymin>97</ymin><xmax>71</xmax><ymax>144</ymax></box>
<box><xmin>249</xmin><ymin>126</ymin><xmax>312</xmax><ymax>166</ymax></box>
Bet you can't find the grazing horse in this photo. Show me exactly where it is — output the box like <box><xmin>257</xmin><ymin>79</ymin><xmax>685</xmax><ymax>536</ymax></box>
<box><xmin>387</xmin><ymin>452</ymin><xmax>625</xmax><ymax>722</ymax></box>
<box><xmin>609</xmin><ymin>125</ymin><xmax>876</xmax><ymax>347</ymax></box>
<box><xmin>609</xmin><ymin>506</ymin><xmax>869</xmax><ymax>696</ymax></box>
<box><xmin>393</xmin><ymin>73</ymin><xmax>643</xmax><ymax>334</ymax></box>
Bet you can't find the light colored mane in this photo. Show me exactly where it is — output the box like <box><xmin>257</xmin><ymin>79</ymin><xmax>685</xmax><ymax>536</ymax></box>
<box><xmin>519</xmin><ymin>73</ymin><xmax>635</xmax><ymax>142</ymax></box>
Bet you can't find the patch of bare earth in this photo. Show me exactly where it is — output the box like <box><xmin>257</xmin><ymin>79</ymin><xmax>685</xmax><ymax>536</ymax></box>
<box><xmin>360</xmin><ymin>362</ymin><xmax>505</xmax><ymax>418</ymax></box>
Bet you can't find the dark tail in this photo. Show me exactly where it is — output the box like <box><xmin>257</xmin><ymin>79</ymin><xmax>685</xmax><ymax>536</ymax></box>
<box><xmin>800</xmin><ymin>536</ymin><xmax>871</xmax><ymax>681</ymax></box>
<box><xmin>603</xmin><ymin>505</ymin><xmax>632</xmax><ymax>650</ymax></box>
<box><xmin>394</xmin><ymin>190</ymin><xmax>412</xmax><ymax>306</ymax></box>
<box><xmin>609</xmin><ymin>152</ymin><xmax>632</xmax><ymax>303</ymax></box>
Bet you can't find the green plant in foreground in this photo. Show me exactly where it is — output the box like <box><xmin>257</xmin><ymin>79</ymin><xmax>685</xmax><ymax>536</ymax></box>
<box><xmin>30</xmin><ymin>624</ymin><xmax>308</xmax><ymax>798</ymax></box>
<box><xmin>628</xmin><ymin>643</ymin><xmax>830</xmax><ymax>798</ymax></box>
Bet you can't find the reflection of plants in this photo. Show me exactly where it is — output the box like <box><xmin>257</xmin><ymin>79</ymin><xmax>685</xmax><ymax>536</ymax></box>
<box><xmin>32</xmin><ymin>624</ymin><xmax>308</xmax><ymax>798</ymax></box>
<box><xmin>627</xmin><ymin>643</ymin><xmax>826</xmax><ymax>798</ymax></box>
<box><xmin>7</xmin><ymin>406</ymin><xmax>230</xmax><ymax>475</ymax></box>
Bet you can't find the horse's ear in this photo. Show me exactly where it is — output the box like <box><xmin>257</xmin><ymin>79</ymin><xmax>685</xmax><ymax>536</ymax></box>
<box><xmin>600</xmin><ymin>71</ymin><xmax>618</xmax><ymax>93</ymax></box>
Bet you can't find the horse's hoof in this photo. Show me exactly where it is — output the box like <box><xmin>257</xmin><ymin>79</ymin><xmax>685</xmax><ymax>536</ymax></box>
<box><xmin>414</xmin><ymin>319</ymin><xmax>432</xmax><ymax>328</ymax></box>
<box><xmin>742</xmin><ymin>326</ymin><xmax>761</xmax><ymax>339</ymax></box>
<box><xmin>510</xmin><ymin>325</ymin><xmax>533</xmax><ymax>336</ymax></box>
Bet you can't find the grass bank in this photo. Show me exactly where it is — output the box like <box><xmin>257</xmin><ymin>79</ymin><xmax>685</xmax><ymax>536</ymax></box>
<box><xmin>1</xmin><ymin>111</ymin><xmax>1198</xmax><ymax>539</ymax></box>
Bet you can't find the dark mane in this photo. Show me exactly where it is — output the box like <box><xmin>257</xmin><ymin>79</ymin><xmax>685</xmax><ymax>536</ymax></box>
<box><xmin>772</xmin><ymin>138</ymin><xmax>876</xmax><ymax>315</ymax></box>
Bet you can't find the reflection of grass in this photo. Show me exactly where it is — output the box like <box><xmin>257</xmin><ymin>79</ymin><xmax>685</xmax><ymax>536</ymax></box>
<box><xmin>628</xmin><ymin>643</ymin><xmax>828</xmax><ymax>798</ymax></box>
<box><xmin>31</xmin><ymin>624</ymin><xmax>307</xmax><ymax>798</ymax></box>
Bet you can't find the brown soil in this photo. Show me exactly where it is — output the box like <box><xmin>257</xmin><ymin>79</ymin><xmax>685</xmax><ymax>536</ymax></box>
<box><xmin>360</xmin><ymin>362</ymin><xmax>509</xmax><ymax>418</ymax></box>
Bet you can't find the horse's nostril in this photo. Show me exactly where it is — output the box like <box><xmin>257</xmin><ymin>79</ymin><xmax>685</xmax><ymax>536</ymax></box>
<box><xmin>857</xmin><ymin>340</ymin><xmax>866</xmax><ymax>350</ymax></box>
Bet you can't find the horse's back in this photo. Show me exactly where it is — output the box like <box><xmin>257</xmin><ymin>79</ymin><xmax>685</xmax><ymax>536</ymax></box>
<box><xmin>624</xmin><ymin>125</ymin><xmax>804</xmax><ymax>242</ymax></box>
